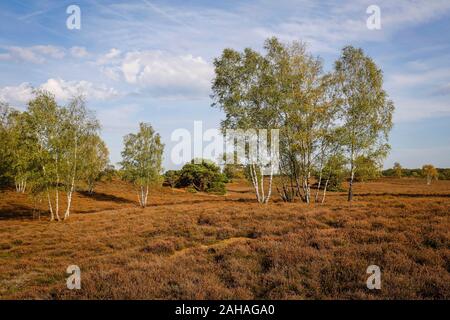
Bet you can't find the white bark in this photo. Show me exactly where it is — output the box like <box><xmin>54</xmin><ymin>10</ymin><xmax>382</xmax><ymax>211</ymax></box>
<box><xmin>321</xmin><ymin>177</ymin><xmax>330</xmax><ymax>204</ymax></box>
<box><xmin>250</xmin><ymin>164</ymin><xmax>261</xmax><ymax>203</ymax></box>
<box><xmin>315</xmin><ymin>169</ymin><xmax>323</xmax><ymax>203</ymax></box>
<box><xmin>259</xmin><ymin>167</ymin><xmax>265</xmax><ymax>203</ymax></box>
<box><xmin>144</xmin><ymin>184</ymin><xmax>149</xmax><ymax>207</ymax></box>
<box><xmin>264</xmin><ymin>161</ymin><xmax>274</xmax><ymax>204</ymax></box>
<box><xmin>64</xmin><ymin>133</ymin><xmax>78</xmax><ymax>220</ymax></box>
<box><xmin>47</xmin><ymin>190</ymin><xmax>54</xmax><ymax>221</ymax></box>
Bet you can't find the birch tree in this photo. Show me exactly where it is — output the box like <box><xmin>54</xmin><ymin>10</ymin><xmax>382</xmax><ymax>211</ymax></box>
<box><xmin>211</xmin><ymin>39</ymin><xmax>284</xmax><ymax>203</ymax></box>
<box><xmin>25</xmin><ymin>91</ymin><xmax>64</xmax><ymax>221</ymax></box>
<box><xmin>334</xmin><ymin>46</ymin><xmax>394</xmax><ymax>201</ymax></box>
<box><xmin>120</xmin><ymin>123</ymin><xmax>164</xmax><ymax>208</ymax></box>
<box><xmin>393</xmin><ymin>162</ymin><xmax>402</xmax><ymax>178</ymax></box>
<box><xmin>80</xmin><ymin>134</ymin><xmax>109</xmax><ymax>194</ymax></box>
<box><xmin>422</xmin><ymin>164</ymin><xmax>438</xmax><ymax>185</ymax></box>
<box><xmin>61</xmin><ymin>96</ymin><xmax>99</xmax><ymax>220</ymax></box>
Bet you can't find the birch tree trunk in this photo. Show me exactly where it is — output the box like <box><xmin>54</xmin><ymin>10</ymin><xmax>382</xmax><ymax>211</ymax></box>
<box><xmin>264</xmin><ymin>161</ymin><xmax>274</xmax><ymax>204</ymax></box>
<box><xmin>321</xmin><ymin>177</ymin><xmax>330</xmax><ymax>204</ymax></box>
<box><xmin>259</xmin><ymin>167</ymin><xmax>265</xmax><ymax>203</ymax></box>
<box><xmin>47</xmin><ymin>190</ymin><xmax>54</xmax><ymax>221</ymax></box>
<box><xmin>315</xmin><ymin>169</ymin><xmax>323</xmax><ymax>203</ymax></box>
<box><xmin>64</xmin><ymin>136</ymin><xmax>78</xmax><ymax>221</ymax></box>
<box><xmin>348</xmin><ymin>167</ymin><xmax>355</xmax><ymax>202</ymax></box>
<box><xmin>250</xmin><ymin>164</ymin><xmax>262</xmax><ymax>203</ymax></box>
<box><xmin>143</xmin><ymin>184</ymin><xmax>149</xmax><ymax>208</ymax></box>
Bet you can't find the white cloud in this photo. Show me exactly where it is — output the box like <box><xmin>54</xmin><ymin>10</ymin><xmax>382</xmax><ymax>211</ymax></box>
<box><xmin>120</xmin><ymin>50</ymin><xmax>213</xmax><ymax>98</ymax></box>
<box><xmin>40</xmin><ymin>78</ymin><xmax>118</xmax><ymax>101</ymax></box>
<box><xmin>32</xmin><ymin>45</ymin><xmax>65</xmax><ymax>59</ymax></box>
<box><xmin>248</xmin><ymin>0</ymin><xmax>450</xmax><ymax>53</ymax></box>
<box><xmin>0</xmin><ymin>83</ymin><xmax>34</xmax><ymax>107</ymax></box>
<box><xmin>0</xmin><ymin>79</ymin><xmax>118</xmax><ymax>107</ymax></box>
<box><xmin>1</xmin><ymin>45</ymin><xmax>66</xmax><ymax>63</ymax></box>
<box><xmin>70</xmin><ymin>46</ymin><xmax>89</xmax><ymax>58</ymax></box>
<box><xmin>96</xmin><ymin>48</ymin><xmax>122</xmax><ymax>65</ymax></box>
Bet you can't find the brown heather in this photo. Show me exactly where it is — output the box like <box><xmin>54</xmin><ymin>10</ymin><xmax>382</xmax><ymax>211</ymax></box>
<box><xmin>0</xmin><ymin>177</ymin><xmax>449</xmax><ymax>299</ymax></box>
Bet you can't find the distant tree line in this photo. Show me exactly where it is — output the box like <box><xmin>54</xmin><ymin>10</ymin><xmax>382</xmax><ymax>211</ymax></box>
<box><xmin>383</xmin><ymin>163</ymin><xmax>448</xmax><ymax>183</ymax></box>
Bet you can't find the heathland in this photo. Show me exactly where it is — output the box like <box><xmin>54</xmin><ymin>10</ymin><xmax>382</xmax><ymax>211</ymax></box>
<box><xmin>0</xmin><ymin>177</ymin><xmax>449</xmax><ymax>299</ymax></box>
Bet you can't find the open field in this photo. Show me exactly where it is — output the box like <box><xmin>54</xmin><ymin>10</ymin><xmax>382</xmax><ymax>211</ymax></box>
<box><xmin>0</xmin><ymin>178</ymin><xmax>449</xmax><ymax>299</ymax></box>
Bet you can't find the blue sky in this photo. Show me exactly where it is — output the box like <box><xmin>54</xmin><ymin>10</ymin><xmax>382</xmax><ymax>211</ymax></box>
<box><xmin>0</xmin><ymin>0</ymin><xmax>449</xmax><ymax>169</ymax></box>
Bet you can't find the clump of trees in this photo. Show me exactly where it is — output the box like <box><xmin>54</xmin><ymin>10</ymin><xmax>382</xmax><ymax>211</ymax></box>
<box><xmin>163</xmin><ymin>159</ymin><xmax>228</xmax><ymax>195</ymax></box>
<box><xmin>0</xmin><ymin>91</ymin><xmax>108</xmax><ymax>221</ymax></box>
<box><xmin>212</xmin><ymin>38</ymin><xmax>394</xmax><ymax>203</ymax></box>
<box><xmin>120</xmin><ymin>123</ymin><xmax>164</xmax><ymax>208</ymax></box>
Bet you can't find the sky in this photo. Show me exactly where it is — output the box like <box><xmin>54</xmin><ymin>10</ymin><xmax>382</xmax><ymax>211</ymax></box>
<box><xmin>0</xmin><ymin>0</ymin><xmax>449</xmax><ymax>169</ymax></box>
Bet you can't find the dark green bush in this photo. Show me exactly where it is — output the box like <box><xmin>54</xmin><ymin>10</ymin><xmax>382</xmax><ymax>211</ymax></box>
<box><xmin>164</xmin><ymin>159</ymin><xmax>227</xmax><ymax>194</ymax></box>
<box><xmin>163</xmin><ymin>170</ymin><xmax>180</xmax><ymax>188</ymax></box>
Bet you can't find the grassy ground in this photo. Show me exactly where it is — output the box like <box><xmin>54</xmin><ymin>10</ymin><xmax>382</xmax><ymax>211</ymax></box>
<box><xmin>0</xmin><ymin>178</ymin><xmax>449</xmax><ymax>299</ymax></box>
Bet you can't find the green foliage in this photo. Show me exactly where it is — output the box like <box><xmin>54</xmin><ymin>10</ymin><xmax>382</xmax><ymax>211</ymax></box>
<box><xmin>422</xmin><ymin>164</ymin><xmax>438</xmax><ymax>185</ymax></box>
<box><xmin>0</xmin><ymin>91</ymin><xmax>104</xmax><ymax>220</ymax></box>
<box><xmin>80</xmin><ymin>134</ymin><xmax>110</xmax><ymax>193</ymax></box>
<box><xmin>437</xmin><ymin>168</ymin><xmax>450</xmax><ymax>180</ymax></box>
<box><xmin>334</xmin><ymin>46</ymin><xmax>394</xmax><ymax>200</ymax></box>
<box><xmin>393</xmin><ymin>162</ymin><xmax>402</xmax><ymax>178</ymax></box>
<box><xmin>212</xmin><ymin>37</ymin><xmax>338</xmax><ymax>203</ymax></box>
<box><xmin>176</xmin><ymin>159</ymin><xmax>227</xmax><ymax>195</ymax></box>
<box><xmin>353</xmin><ymin>156</ymin><xmax>382</xmax><ymax>182</ymax></box>
<box><xmin>0</xmin><ymin>102</ymin><xmax>16</xmax><ymax>186</ymax></box>
<box><xmin>163</xmin><ymin>170</ymin><xmax>180</xmax><ymax>188</ymax></box>
<box><xmin>223</xmin><ymin>164</ymin><xmax>245</xmax><ymax>182</ymax></box>
<box><xmin>120</xmin><ymin>123</ymin><xmax>164</xmax><ymax>207</ymax></box>
<box><xmin>100</xmin><ymin>164</ymin><xmax>117</xmax><ymax>182</ymax></box>
<box><xmin>323</xmin><ymin>154</ymin><xmax>347</xmax><ymax>191</ymax></box>
<box><xmin>384</xmin><ymin>166</ymin><xmax>450</xmax><ymax>180</ymax></box>
<box><xmin>121</xmin><ymin>123</ymin><xmax>164</xmax><ymax>186</ymax></box>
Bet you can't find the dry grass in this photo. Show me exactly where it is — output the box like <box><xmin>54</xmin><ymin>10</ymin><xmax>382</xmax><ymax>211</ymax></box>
<box><xmin>0</xmin><ymin>177</ymin><xmax>449</xmax><ymax>299</ymax></box>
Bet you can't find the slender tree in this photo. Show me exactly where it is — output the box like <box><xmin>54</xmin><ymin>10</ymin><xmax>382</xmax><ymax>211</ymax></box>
<box><xmin>334</xmin><ymin>46</ymin><xmax>394</xmax><ymax>201</ymax></box>
<box><xmin>80</xmin><ymin>134</ymin><xmax>110</xmax><ymax>194</ymax></box>
<box><xmin>422</xmin><ymin>164</ymin><xmax>438</xmax><ymax>185</ymax></box>
<box><xmin>61</xmin><ymin>96</ymin><xmax>100</xmax><ymax>220</ymax></box>
<box><xmin>393</xmin><ymin>162</ymin><xmax>402</xmax><ymax>178</ymax></box>
<box><xmin>120</xmin><ymin>123</ymin><xmax>164</xmax><ymax>208</ymax></box>
<box><xmin>24</xmin><ymin>91</ymin><xmax>64</xmax><ymax>221</ymax></box>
